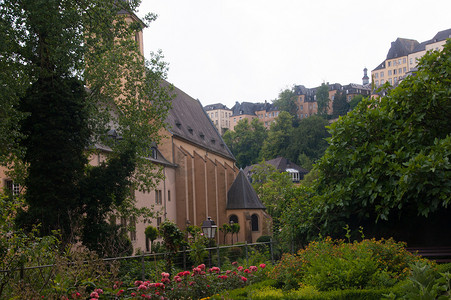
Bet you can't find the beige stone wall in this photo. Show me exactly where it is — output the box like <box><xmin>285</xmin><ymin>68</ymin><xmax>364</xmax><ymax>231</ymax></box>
<box><xmin>226</xmin><ymin>209</ymin><xmax>272</xmax><ymax>244</ymax></box>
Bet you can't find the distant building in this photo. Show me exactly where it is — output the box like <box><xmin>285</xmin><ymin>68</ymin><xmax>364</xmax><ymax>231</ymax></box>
<box><xmin>203</xmin><ymin>103</ymin><xmax>232</xmax><ymax>135</ymax></box>
<box><xmin>243</xmin><ymin>157</ymin><xmax>309</xmax><ymax>183</ymax></box>
<box><xmin>229</xmin><ymin>101</ymin><xmax>280</xmax><ymax>131</ymax></box>
<box><xmin>371</xmin><ymin>28</ymin><xmax>451</xmax><ymax>89</ymax></box>
<box><xmin>294</xmin><ymin>82</ymin><xmax>371</xmax><ymax>119</ymax></box>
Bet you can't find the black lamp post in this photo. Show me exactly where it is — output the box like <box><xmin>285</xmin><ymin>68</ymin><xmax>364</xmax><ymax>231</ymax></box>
<box><xmin>202</xmin><ymin>217</ymin><xmax>217</xmax><ymax>267</ymax></box>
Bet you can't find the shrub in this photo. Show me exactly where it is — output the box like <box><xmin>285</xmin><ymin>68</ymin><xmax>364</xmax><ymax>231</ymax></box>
<box><xmin>271</xmin><ymin>237</ymin><xmax>422</xmax><ymax>291</ymax></box>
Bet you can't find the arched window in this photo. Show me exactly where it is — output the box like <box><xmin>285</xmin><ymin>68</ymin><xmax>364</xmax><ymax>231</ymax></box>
<box><xmin>251</xmin><ymin>214</ymin><xmax>259</xmax><ymax>232</ymax></box>
<box><xmin>229</xmin><ymin>214</ymin><xmax>238</xmax><ymax>224</ymax></box>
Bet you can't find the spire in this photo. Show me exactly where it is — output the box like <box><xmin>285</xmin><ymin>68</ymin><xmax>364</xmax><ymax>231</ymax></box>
<box><xmin>362</xmin><ymin>67</ymin><xmax>369</xmax><ymax>85</ymax></box>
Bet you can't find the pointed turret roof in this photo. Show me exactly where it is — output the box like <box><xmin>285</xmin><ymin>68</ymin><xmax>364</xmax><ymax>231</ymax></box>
<box><xmin>227</xmin><ymin>170</ymin><xmax>265</xmax><ymax>210</ymax></box>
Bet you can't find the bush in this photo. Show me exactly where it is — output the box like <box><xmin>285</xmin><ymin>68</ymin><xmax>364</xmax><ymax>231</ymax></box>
<box><xmin>271</xmin><ymin>237</ymin><xmax>422</xmax><ymax>291</ymax></box>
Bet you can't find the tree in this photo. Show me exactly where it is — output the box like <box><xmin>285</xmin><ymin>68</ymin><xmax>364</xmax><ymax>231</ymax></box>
<box><xmin>2</xmin><ymin>0</ymin><xmax>173</xmax><ymax>250</ymax></box>
<box><xmin>251</xmin><ymin>162</ymin><xmax>294</xmax><ymax>236</ymax></box>
<box><xmin>332</xmin><ymin>89</ymin><xmax>350</xmax><ymax>117</ymax></box>
<box><xmin>219</xmin><ymin>223</ymin><xmax>232</xmax><ymax>244</ymax></box>
<box><xmin>159</xmin><ymin>221</ymin><xmax>185</xmax><ymax>268</ymax></box>
<box><xmin>273</xmin><ymin>88</ymin><xmax>298</xmax><ymax>117</ymax></box>
<box><xmin>316</xmin><ymin>83</ymin><xmax>330</xmax><ymax>115</ymax></box>
<box><xmin>260</xmin><ymin>111</ymin><xmax>293</xmax><ymax>160</ymax></box>
<box><xmin>286</xmin><ymin>115</ymin><xmax>330</xmax><ymax>165</ymax></box>
<box><xmin>222</xmin><ymin>118</ymin><xmax>267</xmax><ymax>168</ymax></box>
<box><xmin>314</xmin><ymin>41</ymin><xmax>451</xmax><ymax>241</ymax></box>
<box><xmin>349</xmin><ymin>95</ymin><xmax>364</xmax><ymax>111</ymax></box>
<box><xmin>145</xmin><ymin>225</ymin><xmax>159</xmax><ymax>252</ymax></box>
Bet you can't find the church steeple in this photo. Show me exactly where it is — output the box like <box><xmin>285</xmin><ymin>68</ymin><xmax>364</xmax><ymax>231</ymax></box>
<box><xmin>362</xmin><ymin>67</ymin><xmax>369</xmax><ymax>85</ymax></box>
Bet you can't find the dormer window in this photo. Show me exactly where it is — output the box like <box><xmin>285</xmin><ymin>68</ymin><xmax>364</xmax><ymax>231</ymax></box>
<box><xmin>150</xmin><ymin>147</ymin><xmax>157</xmax><ymax>159</ymax></box>
<box><xmin>199</xmin><ymin>132</ymin><xmax>205</xmax><ymax>139</ymax></box>
<box><xmin>175</xmin><ymin>121</ymin><xmax>181</xmax><ymax>128</ymax></box>
<box><xmin>187</xmin><ymin>127</ymin><xmax>193</xmax><ymax>134</ymax></box>
<box><xmin>211</xmin><ymin>138</ymin><xmax>216</xmax><ymax>144</ymax></box>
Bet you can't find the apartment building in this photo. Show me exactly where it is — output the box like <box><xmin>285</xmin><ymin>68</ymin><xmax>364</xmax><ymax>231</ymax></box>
<box><xmin>228</xmin><ymin>101</ymin><xmax>279</xmax><ymax>131</ymax></box>
<box><xmin>372</xmin><ymin>28</ymin><xmax>451</xmax><ymax>88</ymax></box>
<box><xmin>203</xmin><ymin>103</ymin><xmax>232</xmax><ymax>135</ymax></box>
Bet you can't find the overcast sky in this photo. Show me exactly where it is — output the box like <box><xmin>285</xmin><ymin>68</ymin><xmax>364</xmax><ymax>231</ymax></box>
<box><xmin>137</xmin><ymin>0</ymin><xmax>451</xmax><ymax>108</ymax></box>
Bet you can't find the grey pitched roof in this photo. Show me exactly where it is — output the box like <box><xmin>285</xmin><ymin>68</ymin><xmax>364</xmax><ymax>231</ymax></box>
<box><xmin>432</xmin><ymin>28</ymin><xmax>451</xmax><ymax>42</ymax></box>
<box><xmin>227</xmin><ymin>170</ymin><xmax>265</xmax><ymax>210</ymax></box>
<box><xmin>386</xmin><ymin>38</ymin><xmax>419</xmax><ymax>59</ymax></box>
<box><xmin>204</xmin><ymin>103</ymin><xmax>230</xmax><ymax>111</ymax></box>
<box><xmin>231</xmin><ymin>102</ymin><xmax>258</xmax><ymax>116</ymax></box>
<box><xmin>411</xmin><ymin>40</ymin><xmax>431</xmax><ymax>53</ymax></box>
<box><xmin>165</xmin><ymin>82</ymin><xmax>235</xmax><ymax>160</ymax></box>
<box><xmin>243</xmin><ymin>157</ymin><xmax>309</xmax><ymax>176</ymax></box>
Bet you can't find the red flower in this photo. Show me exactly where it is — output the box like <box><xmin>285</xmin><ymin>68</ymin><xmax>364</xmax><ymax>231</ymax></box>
<box><xmin>198</xmin><ymin>263</ymin><xmax>206</xmax><ymax>270</ymax></box>
<box><xmin>241</xmin><ymin>276</ymin><xmax>248</xmax><ymax>282</ymax></box>
<box><xmin>117</xmin><ymin>289</ymin><xmax>124</xmax><ymax>296</ymax></box>
<box><xmin>259</xmin><ymin>263</ymin><xmax>266</xmax><ymax>269</ymax></box>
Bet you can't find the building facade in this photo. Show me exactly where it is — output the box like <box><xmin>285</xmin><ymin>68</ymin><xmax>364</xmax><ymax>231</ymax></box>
<box><xmin>203</xmin><ymin>103</ymin><xmax>232</xmax><ymax>135</ymax></box>
<box><xmin>372</xmin><ymin>28</ymin><xmax>451</xmax><ymax>89</ymax></box>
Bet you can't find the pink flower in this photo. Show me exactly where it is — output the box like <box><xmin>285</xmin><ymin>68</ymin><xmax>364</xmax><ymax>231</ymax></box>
<box><xmin>193</xmin><ymin>267</ymin><xmax>201</xmax><ymax>274</ymax></box>
<box><xmin>232</xmin><ymin>261</ymin><xmax>238</xmax><ymax>266</ymax></box>
<box><xmin>198</xmin><ymin>263</ymin><xmax>206</xmax><ymax>270</ymax></box>
<box><xmin>138</xmin><ymin>284</ymin><xmax>148</xmax><ymax>291</ymax></box>
<box><xmin>237</xmin><ymin>266</ymin><xmax>243</xmax><ymax>271</ymax></box>
<box><xmin>241</xmin><ymin>276</ymin><xmax>248</xmax><ymax>282</ymax></box>
<box><xmin>89</xmin><ymin>292</ymin><xmax>99</xmax><ymax>299</ymax></box>
<box><xmin>250</xmin><ymin>266</ymin><xmax>258</xmax><ymax>272</ymax></box>
<box><xmin>71</xmin><ymin>292</ymin><xmax>81</xmax><ymax>299</ymax></box>
<box><xmin>189</xmin><ymin>281</ymin><xmax>195</xmax><ymax>286</ymax></box>
<box><xmin>244</xmin><ymin>269</ymin><xmax>250</xmax><ymax>273</ymax></box>
<box><xmin>174</xmin><ymin>275</ymin><xmax>182</xmax><ymax>282</ymax></box>
<box><xmin>209</xmin><ymin>266</ymin><xmax>220</xmax><ymax>273</ymax></box>
<box><xmin>131</xmin><ymin>293</ymin><xmax>136</xmax><ymax>297</ymax></box>
<box><xmin>161</xmin><ymin>272</ymin><xmax>170</xmax><ymax>278</ymax></box>
<box><xmin>117</xmin><ymin>289</ymin><xmax>124</xmax><ymax>296</ymax></box>
<box><xmin>260</xmin><ymin>263</ymin><xmax>266</xmax><ymax>269</ymax></box>
<box><xmin>135</xmin><ymin>280</ymin><xmax>143</xmax><ymax>286</ymax></box>
<box><xmin>226</xmin><ymin>270</ymin><xmax>232</xmax><ymax>274</ymax></box>
<box><xmin>94</xmin><ymin>288</ymin><xmax>103</xmax><ymax>294</ymax></box>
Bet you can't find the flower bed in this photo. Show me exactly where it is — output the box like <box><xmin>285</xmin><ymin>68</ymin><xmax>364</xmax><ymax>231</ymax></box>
<box><xmin>61</xmin><ymin>262</ymin><xmax>268</xmax><ymax>299</ymax></box>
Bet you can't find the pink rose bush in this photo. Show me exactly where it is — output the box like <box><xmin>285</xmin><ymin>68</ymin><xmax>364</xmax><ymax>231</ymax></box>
<box><xmin>61</xmin><ymin>262</ymin><xmax>268</xmax><ymax>299</ymax></box>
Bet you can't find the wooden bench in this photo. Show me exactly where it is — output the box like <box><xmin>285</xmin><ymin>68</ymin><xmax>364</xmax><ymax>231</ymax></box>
<box><xmin>406</xmin><ymin>247</ymin><xmax>451</xmax><ymax>263</ymax></box>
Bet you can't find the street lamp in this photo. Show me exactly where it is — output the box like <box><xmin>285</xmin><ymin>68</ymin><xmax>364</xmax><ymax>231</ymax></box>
<box><xmin>202</xmin><ymin>217</ymin><xmax>217</xmax><ymax>267</ymax></box>
<box><xmin>202</xmin><ymin>216</ymin><xmax>217</xmax><ymax>239</ymax></box>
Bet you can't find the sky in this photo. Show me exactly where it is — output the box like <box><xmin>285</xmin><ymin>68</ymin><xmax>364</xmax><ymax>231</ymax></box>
<box><xmin>137</xmin><ymin>0</ymin><xmax>451</xmax><ymax>109</ymax></box>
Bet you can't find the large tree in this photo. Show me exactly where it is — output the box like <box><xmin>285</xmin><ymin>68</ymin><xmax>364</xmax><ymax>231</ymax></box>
<box><xmin>332</xmin><ymin>89</ymin><xmax>350</xmax><ymax>117</ymax></box>
<box><xmin>222</xmin><ymin>118</ymin><xmax>267</xmax><ymax>168</ymax></box>
<box><xmin>286</xmin><ymin>115</ymin><xmax>330</xmax><ymax>166</ymax></box>
<box><xmin>314</xmin><ymin>41</ymin><xmax>451</xmax><ymax>242</ymax></box>
<box><xmin>1</xmin><ymin>0</ymin><xmax>173</xmax><ymax>250</ymax></box>
<box><xmin>260</xmin><ymin>111</ymin><xmax>294</xmax><ymax>160</ymax></box>
<box><xmin>316</xmin><ymin>83</ymin><xmax>330</xmax><ymax>115</ymax></box>
<box><xmin>273</xmin><ymin>88</ymin><xmax>298</xmax><ymax>118</ymax></box>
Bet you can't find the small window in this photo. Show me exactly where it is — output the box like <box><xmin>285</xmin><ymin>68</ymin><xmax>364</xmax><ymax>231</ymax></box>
<box><xmin>251</xmin><ymin>214</ymin><xmax>259</xmax><ymax>232</ymax></box>
<box><xmin>155</xmin><ymin>190</ymin><xmax>162</xmax><ymax>205</ymax></box>
<box><xmin>168</xmin><ymin>190</ymin><xmax>171</xmax><ymax>202</ymax></box>
<box><xmin>5</xmin><ymin>179</ymin><xmax>20</xmax><ymax>196</ymax></box>
<box><xmin>229</xmin><ymin>214</ymin><xmax>238</xmax><ymax>224</ymax></box>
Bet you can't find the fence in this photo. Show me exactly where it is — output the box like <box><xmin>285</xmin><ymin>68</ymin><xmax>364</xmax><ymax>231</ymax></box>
<box><xmin>0</xmin><ymin>240</ymin><xmax>276</xmax><ymax>295</ymax></box>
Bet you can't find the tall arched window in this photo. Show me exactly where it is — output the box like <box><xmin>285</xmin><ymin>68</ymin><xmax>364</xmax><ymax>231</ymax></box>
<box><xmin>251</xmin><ymin>214</ymin><xmax>259</xmax><ymax>232</ymax></box>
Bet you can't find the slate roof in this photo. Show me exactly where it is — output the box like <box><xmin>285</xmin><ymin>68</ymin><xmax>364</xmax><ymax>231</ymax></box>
<box><xmin>242</xmin><ymin>157</ymin><xmax>309</xmax><ymax>177</ymax></box>
<box><xmin>386</xmin><ymin>38</ymin><xmax>419</xmax><ymax>59</ymax></box>
<box><xmin>432</xmin><ymin>28</ymin><xmax>451</xmax><ymax>42</ymax></box>
<box><xmin>204</xmin><ymin>103</ymin><xmax>230</xmax><ymax>111</ymax></box>
<box><xmin>226</xmin><ymin>170</ymin><xmax>266</xmax><ymax>210</ymax></box>
<box><xmin>231</xmin><ymin>102</ymin><xmax>258</xmax><ymax>116</ymax></box>
<box><xmin>164</xmin><ymin>82</ymin><xmax>235</xmax><ymax>160</ymax></box>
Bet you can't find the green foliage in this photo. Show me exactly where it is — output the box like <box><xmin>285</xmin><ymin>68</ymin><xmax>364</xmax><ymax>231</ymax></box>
<box><xmin>145</xmin><ymin>225</ymin><xmax>159</xmax><ymax>242</ymax></box>
<box><xmin>222</xmin><ymin>118</ymin><xmax>267</xmax><ymax>168</ymax></box>
<box><xmin>384</xmin><ymin>260</ymin><xmax>451</xmax><ymax>299</ymax></box>
<box><xmin>187</xmin><ymin>226</ymin><xmax>209</xmax><ymax>266</ymax></box>
<box><xmin>316</xmin><ymin>83</ymin><xmax>330</xmax><ymax>115</ymax></box>
<box><xmin>287</xmin><ymin>115</ymin><xmax>330</xmax><ymax>165</ymax></box>
<box><xmin>273</xmin><ymin>88</ymin><xmax>298</xmax><ymax>117</ymax></box>
<box><xmin>159</xmin><ymin>221</ymin><xmax>185</xmax><ymax>268</ymax></box>
<box><xmin>332</xmin><ymin>89</ymin><xmax>350</xmax><ymax>117</ymax></box>
<box><xmin>2</xmin><ymin>0</ymin><xmax>173</xmax><ymax>253</ymax></box>
<box><xmin>271</xmin><ymin>237</ymin><xmax>422</xmax><ymax>292</ymax></box>
<box><xmin>349</xmin><ymin>95</ymin><xmax>364</xmax><ymax>110</ymax></box>
<box><xmin>219</xmin><ymin>223</ymin><xmax>232</xmax><ymax>244</ymax></box>
<box><xmin>314</xmin><ymin>41</ymin><xmax>451</xmax><ymax>236</ymax></box>
<box><xmin>260</xmin><ymin>111</ymin><xmax>294</xmax><ymax>160</ymax></box>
